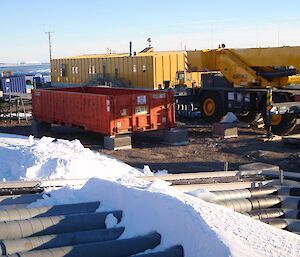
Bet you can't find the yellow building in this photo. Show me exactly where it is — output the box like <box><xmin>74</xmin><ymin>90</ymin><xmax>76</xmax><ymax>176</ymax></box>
<box><xmin>50</xmin><ymin>50</ymin><xmax>201</xmax><ymax>89</ymax></box>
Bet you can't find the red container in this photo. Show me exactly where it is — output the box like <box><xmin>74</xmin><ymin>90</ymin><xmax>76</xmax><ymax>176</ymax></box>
<box><xmin>32</xmin><ymin>87</ymin><xmax>175</xmax><ymax>136</ymax></box>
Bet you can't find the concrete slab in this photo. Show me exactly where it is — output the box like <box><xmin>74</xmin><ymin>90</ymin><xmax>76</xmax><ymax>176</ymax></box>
<box><xmin>212</xmin><ymin>123</ymin><xmax>238</xmax><ymax>138</ymax></box>
<box><xmin>163</xmin><ymin>128</ymin><xmax>189</xmax><ymax>146</ymax></box>
<box><xmin>104</xmin><ymin>135</ymin><xmax>132</xmax><ymax>150</ymax></box>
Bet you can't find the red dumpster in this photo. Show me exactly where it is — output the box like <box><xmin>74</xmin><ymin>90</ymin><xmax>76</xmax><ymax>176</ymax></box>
<box><xmin>32</xmin><ymin>86</ymin><xmax>175</xmax><ymax>136</ymax></box>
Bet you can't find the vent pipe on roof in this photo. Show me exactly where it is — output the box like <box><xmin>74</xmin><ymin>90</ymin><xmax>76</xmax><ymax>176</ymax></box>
<box><xmin>129</xmin><ymin>41</ymin><xmax>132</xmax><ymax>57</ymax></box>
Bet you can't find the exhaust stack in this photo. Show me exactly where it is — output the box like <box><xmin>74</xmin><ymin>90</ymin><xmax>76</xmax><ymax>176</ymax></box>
<box><xmin>129</xmin><ymin>41</ymin><xmax>132</xmax><ymax>56</ymax></box>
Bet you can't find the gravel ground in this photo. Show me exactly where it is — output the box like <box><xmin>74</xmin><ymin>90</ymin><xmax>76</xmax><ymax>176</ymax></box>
<box><xmin>0</xmin><ymin>119</ymin><xmax>299</xmax><ymax>173</ymax></box>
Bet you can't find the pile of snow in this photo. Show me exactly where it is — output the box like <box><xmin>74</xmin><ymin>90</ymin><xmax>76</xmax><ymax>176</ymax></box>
<box><xmin>220</xmin><ymin>112</ymin><xmax>238</xmax><ymax>123</ymax></box>
<box><xmin>0</xmin><ymin>133</ymin><xmax>142</xmax><ymax>181</ymax></box>
<box><xmin>1</xmin><ymin>133</ymin><xmax>300</xmax><ymax>257</ymax></box>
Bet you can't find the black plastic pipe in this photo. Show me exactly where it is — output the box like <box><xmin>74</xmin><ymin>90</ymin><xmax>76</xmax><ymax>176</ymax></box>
<box><xmin>7</xmin><ymin>232</ymin><xmax>161</xmax><ymax>257</ymax></box>
<box><xmin>0</xmin><ymin>201</ymin><xmax>100</xmax><ymax>221</ymax></box>
<box><xmin>0</xmin><ymin>211</ymin><xmax>122</xmax><ymax>240</ymax></box>
<box><xmin>0</xmin><ymin>227</ymin><xmax>125</xmax><ymax>255</ymax></box>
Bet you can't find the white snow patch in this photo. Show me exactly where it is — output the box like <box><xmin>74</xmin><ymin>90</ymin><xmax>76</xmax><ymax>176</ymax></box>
<box><xmin>143</xmin><ymin>165</ymin><xmax>154</xmax><ymax>176</ymax></box>
<box><xmin>154</xmin><ymin>169</ymin><xmax>169</xmax><ymax>176</ymax></box>
<box><xmin>105</xmin><ymin>213</ymin><xmax>119</xmax><ymax>229</ymax></box>
<box><xmin>187</xmin><ymin>188</ymin><xmax>218</xmax><ymax>202</ymax></box>
<box><xmin>0</xmin><ymin>133</ymin><xmax>142</xmax><ymax>181</ymax></box>
<box><xmin>220</xmin><ymin>112</ymin><xmax>238</xmax><ymax>123</ymax></box>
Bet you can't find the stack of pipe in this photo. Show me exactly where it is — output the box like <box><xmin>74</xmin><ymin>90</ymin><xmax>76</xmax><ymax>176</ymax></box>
<box><xmin>195</xmin><ymin>185</ymin><xmax>300</xmax><ymax>234</ymax></box>
<box><xmin>0</xmin><ymin>193</ymin><xmax>184</xmax><ymax>257</ymax></box>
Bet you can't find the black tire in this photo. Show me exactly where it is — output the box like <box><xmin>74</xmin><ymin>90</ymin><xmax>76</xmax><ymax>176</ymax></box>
<box><xmin>199</xmin><ymin>91</ymin><xmax>227</xmax><ymax>123</ymax></box>
<box><xmin>270</xmin><ymin>114</ymin><xmax>298</xmax><ymax>136</ymax></box>
<box><xmin>237</xmin><ymin>111</ymin><xmax>260</xmax><ymax>124</ymax></box>
<box><xmin>261</xmin><ymin>92</ymin><xmax>298</xmax><ymax>135</ymax></box>
<box><xmin>237</xmin><ymin>93</ymin><xmax>258</xmax><ymax>123</ymax></box>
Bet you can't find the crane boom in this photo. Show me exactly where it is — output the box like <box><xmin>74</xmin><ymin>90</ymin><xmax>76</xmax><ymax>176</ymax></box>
<box><xmin>187</xmin><ymin>46</ymin><xmax>300</xmax><ymax>88</ymax></box>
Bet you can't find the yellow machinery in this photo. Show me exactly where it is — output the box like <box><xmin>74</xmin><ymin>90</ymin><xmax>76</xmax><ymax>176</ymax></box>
<box><xmin>186</xmin><ymin>46</ymin><xmax>300</xmax><ymax>88</ymax></box>
<box><xmin>181</xmin><ymin>46</ymin><xmax>300</xmax><ymax>135</ymax></box>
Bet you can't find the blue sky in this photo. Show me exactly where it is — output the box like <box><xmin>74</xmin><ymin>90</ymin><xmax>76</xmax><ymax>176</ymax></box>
<box><xmin>1</xmin><ymin>0</ymin><xmax>300</xmax><ymax>62</ymax></box>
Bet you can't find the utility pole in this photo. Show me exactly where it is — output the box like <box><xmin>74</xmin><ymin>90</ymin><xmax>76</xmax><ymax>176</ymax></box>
<box><xmin>45</xmin><ymin>31</ymin><xmax>54</xmax><ymax>61</ymax></box>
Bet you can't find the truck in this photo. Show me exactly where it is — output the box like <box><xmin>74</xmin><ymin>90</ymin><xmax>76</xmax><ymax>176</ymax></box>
<box><xmin>176</xmin><ymin>46</ymin><xmax>300</xmax><ymax>135</ymax></box>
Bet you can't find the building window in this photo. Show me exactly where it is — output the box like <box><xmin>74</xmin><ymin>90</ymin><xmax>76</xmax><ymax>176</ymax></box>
<box><xmin>72</xmin><ymin>66</ymin><xmax>79</xmax><ymax>74</ymax></box>
<box><xmin>88</xmin><ymin>65</ymin><xmax>96</xmax><ymax>74</ymax></box>
<box><xmin>60</xmin><ymin>64</ymin><xmax>66</xmax><ymax>77</ymax></box>
<box><xmin>133</xmin><ymin>64</ymin><xmax>137</xmax><ymax>73</ymax></box>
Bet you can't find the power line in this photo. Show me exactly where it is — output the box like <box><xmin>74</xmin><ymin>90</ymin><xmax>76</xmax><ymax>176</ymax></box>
<box><xmin>45</xmin><ymin>31</ymin><xmax>54</xmax><ymax>61</ymax></box>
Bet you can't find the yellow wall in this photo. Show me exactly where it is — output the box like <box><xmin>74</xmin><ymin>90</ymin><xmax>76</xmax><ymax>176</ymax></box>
<box><xmin>153</xmin><ymin>52</ymin><xmax>185</xmax><ymax>89</ymax></box>
<box><xmin>51</xmin><ymin>52</ymin><xmax>186</xmax><ymax>89</ymax></box>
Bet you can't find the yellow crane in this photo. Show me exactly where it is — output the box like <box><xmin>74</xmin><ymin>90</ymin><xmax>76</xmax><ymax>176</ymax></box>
<box><xmin>177</xmin><ymin>46</ymin><xmax>300</xmax><ymax>135</ymax></box>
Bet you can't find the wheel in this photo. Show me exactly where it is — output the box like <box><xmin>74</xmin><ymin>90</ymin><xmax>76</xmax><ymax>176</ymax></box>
<box><xmin>237</xmin><ymin>111</ymin><xmax>260</xmax><ymax>123</ymax></box>
<box><xmin>261</xmin><ymin>92</ymin><xmax>298</xmax><ymax>135</ymax></box>
<box><xmin>199</xmin><ymin>91</ymin><xmax>227</xmax><ymax>123</ymax></box>
<box><xmin>270</xmin><ymin>114</ymin><xmax>297</xmax><ymax>136</ymax></box>
<box><xmin>236</xmin><ymin>93</ymin><xmax>258</xmax><ymax>123</ymax></box>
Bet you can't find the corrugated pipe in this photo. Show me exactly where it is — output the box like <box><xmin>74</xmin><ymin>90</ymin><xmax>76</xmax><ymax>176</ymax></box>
<box><xmin>261</xmin><ymin>218</ymin><xmax>288</xmax><ymax>230</ymax></box>
<box><xmin>7</xmin><ymin>232</ymin><xmax>161</xmax><ymax>257</ymax></box>
<box><xmin>220</xmin><ymin>196</ymin><xmax>281</xmax><ymax>213</ymax></box>
<box><xmin>0</xmin><ymin>227</ymin><xmax>125</xmax><ymax>255</ymax></box>
<box><xmin>0</xmin><ymin>201</ymin><xmax>100</xmax><ymax>222</ymax></box>
<box><xmin>248</xmin><ymin>208</ymin><xmax>300</xmax><ymax>220</ymax></box>
<box><xmin>0</xmin><ymin>211</ymin><xmax>122</xmax><ymax>240</ymax></box>
<box><xmin>211</xmin><ymin>187</ymin><xmax>278</xmax><ymax>202</ymax></box>
<box><xmin>247</xmin><ymin>208</ymin><xmax>285</xmax><ymax>219</ymax></box>
<box><xmin>262</xmin><ymin>218</ymin><xmax>300</xmax><ymax>232</ymax></box>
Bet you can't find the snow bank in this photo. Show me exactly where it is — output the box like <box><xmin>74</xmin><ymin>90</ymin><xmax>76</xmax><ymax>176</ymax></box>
<box><xmin>0</xmin><ymin>133</ymin><xmax>142</xmax><ymax>181</ymax></box>
<box><xmin>1</xmin><ymin>133</ymin><xmax>300</xmax><ymax>257</ymax></box>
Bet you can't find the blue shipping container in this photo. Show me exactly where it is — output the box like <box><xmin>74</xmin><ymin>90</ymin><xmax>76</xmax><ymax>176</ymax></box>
<box><xmin>33</xmin><ymin>76</ymin><xmax>45</xmax><ymax>84</ymax></box>
<box><xmin>1</xmin><ymin>76</ymin><xmax>27</xmax><ymax>94</ymax></box>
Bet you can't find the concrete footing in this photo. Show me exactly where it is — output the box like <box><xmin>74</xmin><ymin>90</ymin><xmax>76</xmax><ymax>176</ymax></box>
<box><xmin>163</xmin><ymin>128</ymin><xmax>189</xmax><ymax>146</ymax></box>
<box><xmin>104</xmin><ymin>135</ymin><xmax>132</xmax><ymax>150</ymax></box>
<box><xmin>212</xmin><ymin>123</ymin><xmax>238</xmax><ymax>138</ymax></box>
<box><xmin>31</xmin><ymin>120</ymin><xmax>51</xmax><ymax>138</ymax></box>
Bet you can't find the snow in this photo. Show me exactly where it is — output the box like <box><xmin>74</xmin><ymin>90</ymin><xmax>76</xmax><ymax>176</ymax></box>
<box><xmin>105</xmin><ymin>213</ymin><xmax>119</xmax><ymax>229</ymax></box>
<box><xmin>221</xmin><ymin>112</ymin><xmax>238</xmax><ymax>123</ymax></box>
<box><xmin>0</xmin><ymin>133</ymin><xmax>142</xmax><ymax>181</ymax></box>
<box><xmin>1</xmin><ymin>133</ymin><xmax>300</xmax><ymax>257</ymax></box>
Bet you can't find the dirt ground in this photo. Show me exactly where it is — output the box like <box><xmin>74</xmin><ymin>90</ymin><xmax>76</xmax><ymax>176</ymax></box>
<box><xmin>0</xmin><ymin>118</ymin><xmax>299</xmax><ymax>173</ymax></box>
